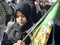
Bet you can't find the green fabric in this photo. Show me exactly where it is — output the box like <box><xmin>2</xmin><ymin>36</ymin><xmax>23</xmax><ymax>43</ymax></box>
<box><xmin>31</xmin><ymin>1</ymin><xmax>60</xmax><ymax>45</ymax></box>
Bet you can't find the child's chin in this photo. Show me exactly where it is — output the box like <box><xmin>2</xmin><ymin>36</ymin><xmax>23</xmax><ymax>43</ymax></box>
<box><xmin>19</xmin><ymin>24</ymin><xmax>24</xmax><ymax>26</ymax></box>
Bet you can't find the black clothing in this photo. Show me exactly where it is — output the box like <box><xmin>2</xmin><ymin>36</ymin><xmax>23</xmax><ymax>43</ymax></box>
<box><xmin>29</xmin><ymin>2</ymin><xmax>42</xmax><ymax>23</ymax></box>
<box><xmin>44</xmin><ymin>5</ymin><xmax>51</xmax><ymax>11</ymax></box>
<box><xmin>40</xmin><ymin>5</ymin><xmax>45</xmax><ymax>10</ymax></box>
<box><xmin>54</xmin><ymin>25</ymin><xmax>60</xmax><ymax>45</ymax></box>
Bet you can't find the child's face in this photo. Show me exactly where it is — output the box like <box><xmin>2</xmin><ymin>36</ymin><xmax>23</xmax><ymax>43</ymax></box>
<box><xmin>16</xmin><ymin>11</ymin><xmax>27</xmax><ymax>26</ymax></box>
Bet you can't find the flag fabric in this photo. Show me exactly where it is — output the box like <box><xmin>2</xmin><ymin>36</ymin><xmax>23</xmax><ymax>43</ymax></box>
<box><xmin>31</xmin><ymin>1</ymin><xmax>60</xmax><ymax>45</ymax></box>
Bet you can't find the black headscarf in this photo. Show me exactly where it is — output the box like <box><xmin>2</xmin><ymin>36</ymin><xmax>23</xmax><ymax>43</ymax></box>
<box><xmin>14</xmin><ymin>2</ymin><xmax>33</xmax><ymax>32</ymax></box>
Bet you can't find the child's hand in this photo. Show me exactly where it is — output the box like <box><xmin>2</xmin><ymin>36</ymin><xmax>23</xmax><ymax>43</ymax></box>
<box><xmin>13</xmin><ymin>40</ymin><xmax>25</xmax><ymax>45</ymax></box>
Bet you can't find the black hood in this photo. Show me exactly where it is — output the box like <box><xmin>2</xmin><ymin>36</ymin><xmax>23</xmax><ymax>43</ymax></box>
<box><xmin>14</xmin><ymin>3</ymin><xmax>33</xmax><ymax>32</ymax></box>
<box><xmin>15</xmin><ymin>2</ymin><xmax>31</xmax><ymax>20</ymax></box>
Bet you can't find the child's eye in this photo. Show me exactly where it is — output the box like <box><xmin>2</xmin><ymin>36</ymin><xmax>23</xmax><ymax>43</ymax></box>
<box><xmin>22</xmin><ymin>15</ymin><xmax>25</xmax><ymax>17</ymax></box>
<box><xmin>16</xmin><ymin>15</ymin><xmax>25</xmax><ymax>18</ymax></box>
<box><xmin>16</xmin><ymin>16</ymin><xmax>19</xmax><ymax>18</ymax></box>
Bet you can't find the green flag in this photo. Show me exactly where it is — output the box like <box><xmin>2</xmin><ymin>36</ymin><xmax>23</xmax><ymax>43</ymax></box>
<box><xmin>31</xmin><ymin>1</ymin><xmax>60</xmax><ymax>45</ymax></box>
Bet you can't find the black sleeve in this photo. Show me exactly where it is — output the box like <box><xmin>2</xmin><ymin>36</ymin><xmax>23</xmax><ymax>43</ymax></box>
<box><xmin>1</xmin><ymin>32</ymin><xmax>12</xmax><ymax>45</ymax></box>
<box><xmin>21</xmin><ymin>32</ymin><xmax>31</xmax><ymax>45</ymax></box>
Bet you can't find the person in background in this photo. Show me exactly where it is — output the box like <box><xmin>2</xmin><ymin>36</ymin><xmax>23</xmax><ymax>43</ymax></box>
<box><xmin>6</xmin><ymin>0</ymin><xmax>19</xmax><ymax>25</ymax></box>
<box><xmin>39</xmin><ymin>1</ymin><xmax>46</xmax><ymax>16</ymax></box>
<box><xmin>35</xmin><ymin>0</ymin><xmax>42</xmax><ymax>19</ymax></box>
<box><xmin>40</xmin><ymin>1</ymin><xmax>51</xmax><ymax>16</ymax></box>
<box><xmin>1</xmin><ymin>2</ymin><xmax>33</xmax><ymax>45</ymax></box>
<box><xmin>0</xmin><ymin>0</ymin><xmax>13</xmax><ymax>45</ymax></box>
<box><xmin>34</xmin><ymin>0</ymin><xmax>41</xmax><ymax>12</ymax></box>
<box><xmin>28</xmin><ymin>1</ymin><xmax>36</xmax><ymax>24</ymax></box>
<box><xmin>39</xmin><ymin>1</ymin><xmax>44</xmax><ymax>10</ymax></box>
<box><xmin>31</xmin><ymin>0</ymin><xmax>42</xmax><ymax>24</ymax></box>
<box><xmin>8</xmin><ymin>0</ymin><xmax>19</xmax><ymax>13</ymax></box>
<box><xmin>44</xmin><ymin>1</ymin><xmax>51</xmax><ymax>11</ymax></box>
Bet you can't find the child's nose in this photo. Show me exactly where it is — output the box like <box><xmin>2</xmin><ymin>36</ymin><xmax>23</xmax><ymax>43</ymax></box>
<box><xmin>19</xmin><ymin>16</ymin><xmax>22</xmax><ymax>20</ymax></box>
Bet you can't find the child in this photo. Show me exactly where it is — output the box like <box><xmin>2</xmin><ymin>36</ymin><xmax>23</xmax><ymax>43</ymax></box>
<box><xmin>2</xmin><ymin>2</ymin><xmax>33</xmax><ymax>45</ymax></box>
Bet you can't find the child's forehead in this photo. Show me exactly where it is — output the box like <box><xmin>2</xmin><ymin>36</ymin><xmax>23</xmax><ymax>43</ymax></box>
<box><xmin>16</xmin><ymin>11</ymin><xmax>25</xmax><ymax>16</ymax></box>
<box><xmin>16</xmin><ymin>11</ymin><xmax>22</xmax><ymax>14</ymax></box>
<box><xmin>17</xmin><ymin>11</ymin><xmax>21</xmax><ymax>13</ymax></box>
